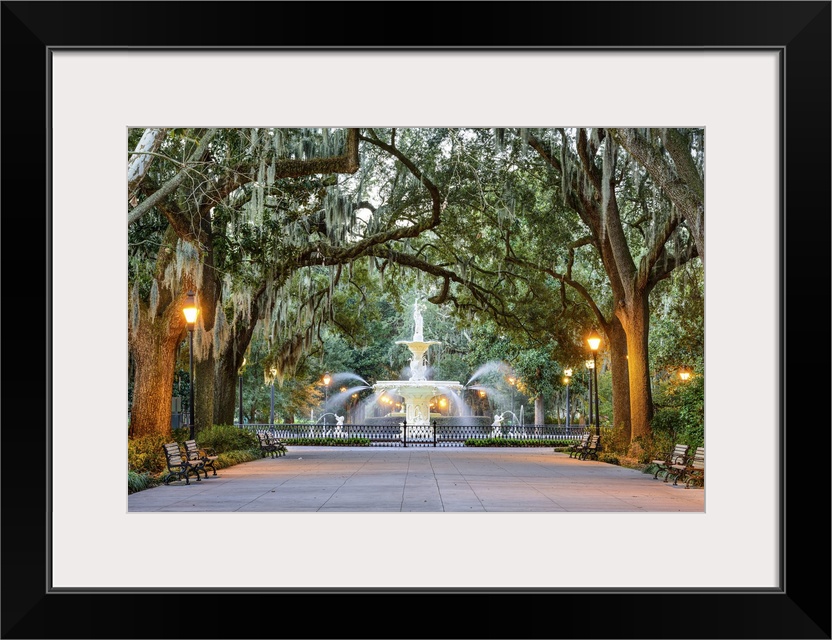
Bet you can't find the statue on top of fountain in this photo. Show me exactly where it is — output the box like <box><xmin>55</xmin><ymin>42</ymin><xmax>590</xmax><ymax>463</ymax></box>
<box><xmin>410</xmin><ymin>353</ymin><xmax>428</xmax><ymax>381</ymax></box>
<box><xmin>412</xmin><ymin>298</ymin><xmax>425</xmax><ymax>342</ymax></box>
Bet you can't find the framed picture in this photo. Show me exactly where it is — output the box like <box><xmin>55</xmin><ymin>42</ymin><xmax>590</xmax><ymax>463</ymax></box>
<box><xmin>4</xmin><ymin>2</ymin><xmax>828</xmax><ymax>638</ymax></box>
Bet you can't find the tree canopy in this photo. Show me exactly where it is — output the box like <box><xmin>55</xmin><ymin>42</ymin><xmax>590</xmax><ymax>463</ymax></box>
<box><xmin>128</xmin><ymin>127</ymin><xmax>705</xmax><ymax>452</ymax></box>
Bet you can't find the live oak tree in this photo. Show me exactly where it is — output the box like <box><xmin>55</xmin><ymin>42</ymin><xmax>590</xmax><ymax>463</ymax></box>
<box><xmin>128</xmin><ymin>128</ymin><xmax>361</xmax><ymax>436</ymax></box>
<box><xmin>523</xmin><ymin>128</ymin><xmax>700</xmax><ymax>444</ymax></box>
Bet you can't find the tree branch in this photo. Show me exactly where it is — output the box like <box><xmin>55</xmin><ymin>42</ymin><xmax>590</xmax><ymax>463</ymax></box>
<box><xmin>128</xmin><ymin>128</ymin><xmax>218</xmax><ymax>226</ymax></box>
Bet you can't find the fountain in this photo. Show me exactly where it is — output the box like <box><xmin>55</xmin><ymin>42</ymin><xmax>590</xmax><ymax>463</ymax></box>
<box><xmin>371</xmin><ymin>298</ymin><xmax>464</xmax><ymax>427</ymax></box>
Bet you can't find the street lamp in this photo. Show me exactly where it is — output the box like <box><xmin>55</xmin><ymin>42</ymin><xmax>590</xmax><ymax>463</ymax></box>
<box><xmin>587</xmin><ymin>329</ymin><xmax>602</xmax><ymax>436</ymax></box>
<box><xmin>182</xmin><ymin>291</ymin><xmax>199</xmax><ymax>440</ymax></box>
<box><xmin>269</xmin><ymin>366</ymin><xmax>277</xmax><ymax>425</ymax></box>
<box><xmin>508</xmin><ymin>376</ymin><xmax>516</xmax><ymax>418</ymax></box>
<box><xmin>585</xmin><ymin>359</ymin><xmax>594</xmax><ymax>430</ymax></box>
<box><xmin>563</xmin><ymin>368</ymin><xmax>573</xmax><ymax>430</ymax></box>
<box><xmin>322</xmin><ymin>372</ymin><xmax>331</xmax><ymax>408</ymax></box>
<box><xmin>679</xmin><ymin>367</ymin><xmax>692</xmax><ymax>382</ymax></box>
<box><xmin>238</xmin><ymin>356</ymin><xmax>246</xmax><ymax>426</ymax></box>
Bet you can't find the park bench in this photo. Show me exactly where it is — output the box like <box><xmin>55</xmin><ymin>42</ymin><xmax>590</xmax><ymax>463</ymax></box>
<box><xmin>651</xmin><ymin>443</ymin><xmax>690</xmax><ymax>481</ymax></box>
<box><xmin>257</xmin><ymin>431</ymin><xmax>287</xmax><ymax>458</ymax></box>
<box><xmin>161</xmin><ymin>442</ymin><xmax>205</xmax><ymax>485</ymax></box>
<box><xmin>670</xmin><ymin>446</ymin><xmax>704</xmax><ymax>488</ymax></box>
<box><xmin>567</xmin><ymin>433</ymin><xmax>592</xmax><ymax>458</ymax></box>
<box><xmin>183</xmin><ymin>439</ymin><xmax>218</xmax><ymax>476</ymax></box>
<box><xmin>579</xmin><ymin>434</ymin><xmax>602</xmax><ymax>460</ymax></box>
<box><xmin>267</xmin><ymin>432</ymin><xmax>288</xmax><ymax>456</ymax></box>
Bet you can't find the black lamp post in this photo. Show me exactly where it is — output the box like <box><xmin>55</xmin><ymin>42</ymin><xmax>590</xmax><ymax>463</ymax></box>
<box><xmin>182</xmin><ymin>291</ymin><xmax>199</xmax><ymax>440</ymax></box>
<box><xmin>238</xmin><ymin>363</ymin><xmax>244</xmax><ymax>426</ymax></box>
<box><xmin>563</xmin><ymin>368</ymin><xmax>573</xmax><ymax>430</ymax></box>
<box><xmin>585</xmin><ymin>359</ymin><xmax>594</xmax><ymax>430</ymax></box>
<box><xmin>269</xmin><ymin>367</ymin><xmax>277</xmax><ymax>425</ymax></box>
<box><xmin>508</xmin><ymin>376</ymin><xmax>516</xmax><ymax>419</ymax></box>
<box><xmin>587</xmin><ymin>330</ymin><xmax>602</xmax><ymax>436</ymax></box>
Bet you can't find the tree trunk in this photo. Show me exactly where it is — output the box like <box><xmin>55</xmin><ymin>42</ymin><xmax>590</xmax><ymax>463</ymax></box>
<box><xmin>192</xmin><ymin>230</ymin><xmax>218</xmax><ymax>435</ymax></box>
<box><xmin>193</xmin><ymin>351</ymin><xmax>215</xmax><ymax>434</ymax></box>
<box><xmin>534</xmin><ymin>396</ymin><xmax>545</xmax><ymax>425</ymax></box>
<box><xmin>214</xmin><ymin>355</ymin><xmax>238</xmax><ymax>426</ymax></box>
<box><xmin>130</xmin><ymin>322</ymin><xmax>181</xmax><ymax>438</ymax></box>
<box><xmin>214</xmin><ymin>297</ymin><xmax>262</xmax><ymax>425</ymax></box>
<box><xmin>129</xmin><ymin>226</ymin><xmax>191</xmax><ymax>438</ymax></box>
<box><xmin>616</xmin><ymin>291</ymin><xmax>654</xmax><ymax>441</ymax></box>
<box><xmin>607</xmin><ymin>317</ymin><xmax>631</xmax><ymax>439</ymax></box>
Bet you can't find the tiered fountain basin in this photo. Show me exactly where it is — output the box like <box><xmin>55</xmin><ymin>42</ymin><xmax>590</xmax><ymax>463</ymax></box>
<box><xmin>369</xmin><ymin>379</ymin><xmax>466</xmax><ymax>426</ymax></box>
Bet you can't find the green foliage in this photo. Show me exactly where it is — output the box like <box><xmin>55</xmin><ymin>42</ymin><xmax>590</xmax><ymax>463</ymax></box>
<box><xmin>128</xmin><ymin>470</ymin><xmax>157</xmax><ymax>494</ymax></box>
<box><xmin>197</xmin><ymin>424</ymin><xmax>259</xmax><ymax>453</ymax></box>
<box><xmin>464</xmin><ymin>438</ymin><xmax>569</xmax><ymax>448</ymax></box>
<box><xmin>649</xmin><ymin>264</ymin><xmax>705</xmax><ymax>373</ymax></box>
<box><xmin>678</xmin><ymin>374</ymin><xmax>704</xmax><ymax>448</ymax></box>
<box><xmin>650</xmin><ymin>366</ymin><xmax>704</xmax><ymax>451</ymax></box>
<box><xmin>171</xmin><ymin>426</ymin><xmax>191</xmax><ymax>442</ymax></box>
<box><xmin>216</xmin><ymin>450</ymin><xmax>262</xmax><ymax>466</ymax></box>
<box><xmin>128</xmin><ymin>433</ymin><xmax>170</xmax><ymax>475</ymax></box>
<box><xmin>600</xmin><ymin>424</ymin><xmax>631</xmax><ymax>457</ymax></box>
<box><xmin>282</xmin><ymin>437</ymin><xmax>370</xmax><ymax>447</ymax></box>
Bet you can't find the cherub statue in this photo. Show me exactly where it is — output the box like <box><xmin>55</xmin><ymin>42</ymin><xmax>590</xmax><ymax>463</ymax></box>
<box><xmin>335</xmin><ymin>414</ymin><xmax>344</xmax><ymax>426</ymax></box>
<box><xmin>413</xmin><ymin>298</ymin><xmax>425</xmax><ymax>341</ymax></box>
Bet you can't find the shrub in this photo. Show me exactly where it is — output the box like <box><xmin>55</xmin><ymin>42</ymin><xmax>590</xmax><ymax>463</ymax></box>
<box><xmin>128</xmin><ymin>470</ymin><xmax>157</xmax><ymax>493</ymax></box>
<box><xmin>678</xmin><ymin>375</ymin><xmax>704</xmax><ymax>449</ymax></box>
<box><xmin>128</xmin><ymin>433</ymin><xmax>169</xmax><ymax>475</ymax></box>
<box><xmin>215</xmin><ymin>449</ymin><xmax>262</xmax><ymax>467</ymax></box>
<box><xmin>601</xmin><ymin>424</ymin><xmax>630</xmax><ymax>455</ymax></box>
<box><xmin>650</xmin><ymin>408</ymin><xmax>684</xmax><ymax>437</ymax></box>
<box><xmin>282</xmin><ymin>437</ymin><xmax>370</xmax><ymax>447</ymax></box>
<box><xmin>464</xmin><ymin>438</ymin><xmax>567</xmax><ymax>448</ymax></box>
<box><xmin>650</xmin><ymin>373</ymin><xmax>704</xmax><ymax>451</ymax></box>
<box><xmin>197</xmin><ymin>424</ymin><xmax>259</xmax><ymax>453</ymax></box>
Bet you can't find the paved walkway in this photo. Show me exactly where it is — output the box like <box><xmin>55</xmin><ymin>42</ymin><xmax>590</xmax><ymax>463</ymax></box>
<box><xmin>129</xmin><ymin>446</ymin><xmax>704</xmax><ymax>512</ymax></box>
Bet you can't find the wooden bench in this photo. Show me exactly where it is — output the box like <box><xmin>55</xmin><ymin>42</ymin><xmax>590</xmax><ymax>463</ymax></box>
<box><xmin>183</xmin><ymin>439</ymin><xmax>218</xmax><ymax>476</ymax></box>
<box><xmin>257</xmin><ymin>432</ymin><xmax>287</xmax><ymax>458</ymax></box>
<box><xmin>579</xmin><ymin>434</ymin><xmax>602</xmax><ymax>460</ymax></box>
<box><xmin>651</xmin><ymin>444</ymin><xmax>690</xmax><ymax>481</ymax></box>
<box><xmin>670</xmin><ymin>446</ymin><xmax>704</xmax><ymax>488</ymax></box>
<box><xmin>567</xmin><ymin>433</ymin><xmax>591</xmax><ymax>458</ymax></box>
<box><xmin>161</xmin><ymin>442</ymin><xmax>205</xmax><ymax>485</ymax></box>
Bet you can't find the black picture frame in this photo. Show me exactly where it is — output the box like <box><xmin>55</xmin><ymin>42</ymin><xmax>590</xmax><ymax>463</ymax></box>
<box><xmin>2</xmin><ymin>2</ymin><xmax>829</xmax><ymax>638</ymax></box>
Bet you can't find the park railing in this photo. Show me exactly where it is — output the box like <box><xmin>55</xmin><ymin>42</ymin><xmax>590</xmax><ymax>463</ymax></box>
<box><xmin>238</xmin><ymin>422</ymin><xmax>597</xmax><ymax>448</ymax></box>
